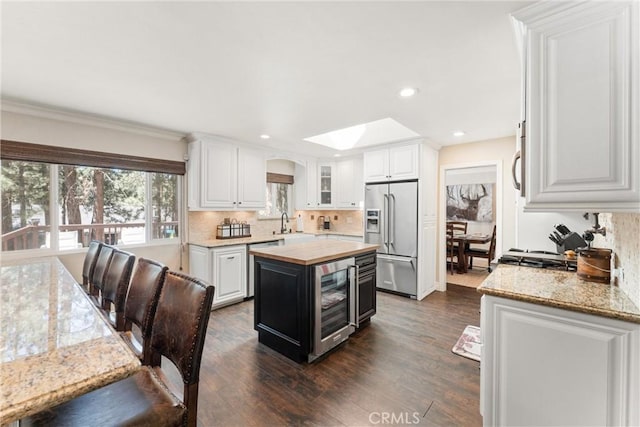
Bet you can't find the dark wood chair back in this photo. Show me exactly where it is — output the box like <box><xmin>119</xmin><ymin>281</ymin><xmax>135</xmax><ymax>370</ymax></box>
<box><xmin>465</xmin><ymin>224</ymin><xmax>497</xmax><ymax>272</ymax></box>
<box><xmin>101</xmin><ymin>249</ymin><xmax>135</xmax><ymax>330</ymax></box>
<box><xmin>122</xmin><ymin>258</ymin><xmax>168</xmax><ymax>360</ymax></box>
<box><xmin>81</xmin><ymin>240</ymin><xmax>102</xmax><ymax>293</ymax></box>
<box><xmin>20</xmin><ymin>270</ymin><xmax>214</xmax><ymax>427</ymax></box>
<box><xmin>147</xmin><ymin>271</ymin><xmax>215</xmax><ymax>427</ymax></box>
<box><xmin>90</xmin><ymin>244</ymin><xmax>114</xmax><ymax>299</ymax></box>
<box><xmin>446</xmin><ymin>221</ymin><xmax>468</xmax><ymax>273</ymax></box>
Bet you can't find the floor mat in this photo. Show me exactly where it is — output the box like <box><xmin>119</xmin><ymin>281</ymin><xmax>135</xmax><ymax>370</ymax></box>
<box><xmin>452</xmin><ymin>325</ymin><xmax>481</xmax><ymax>362</ymax></box>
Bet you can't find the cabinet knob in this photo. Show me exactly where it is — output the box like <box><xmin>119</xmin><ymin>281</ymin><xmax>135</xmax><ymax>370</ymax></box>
<box><xmin>238</xmin><ymin>201</ymin><xmax>242</xmax><ymax>205</ymax></box>
<box><xmin>226</xmin><ymin>256</ymin><xmax>236</xmax><ymax>260</ymax></box>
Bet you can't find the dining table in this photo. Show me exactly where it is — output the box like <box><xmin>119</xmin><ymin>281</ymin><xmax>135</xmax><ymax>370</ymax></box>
<box><xmin>452</xmin><ymin>233</ymin><xmax>492</xmax><ymax>273</ymax></box>
<box><xmin>0</xmin><ymin>256</ymin><xmax>140</xmax><ymax>424</ymax></box>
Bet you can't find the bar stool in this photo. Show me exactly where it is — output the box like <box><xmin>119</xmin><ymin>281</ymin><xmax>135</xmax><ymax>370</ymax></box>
<box><xmin>120</xmin><ymin>258</ymin><xmax>168</xmax><ymax>362</ymax></box>
<box><xmin>81</xmin><ymin>240</ymin><xmax>102</xmax><ymax>294</ymax></box>
<box><xmin>21</xmin><ymin>271</ymin><xmax>215</xmax><ymax>427</ymax></box>
<box><xmin>100</xmin><ymin>249</ymin><xmax>135</xmax><ymax>330</ymax></box>
<box><xmin>89</xmin><ymin>244</ymin><xmax>114</xmax><ymax>306</ymax></box>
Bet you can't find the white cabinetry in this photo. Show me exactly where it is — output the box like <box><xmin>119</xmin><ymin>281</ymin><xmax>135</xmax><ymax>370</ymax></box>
<box><xmin>295</xmin><ymin>160</ymin><xmax>318</xmax><ymax>210</ymax></box>
<box><xmin>189</xmin><ymin>244</ymin><xmax>247</xmax><ymax>309</ymax></box>
<box><xmin>187</xmin><ymin>136</ymin><xmax>266</xmax><ymax>210</ymax></box>
<box><xmin>512</xmin><ymin>1</ymin><xmax>639</xmax><ymax>211</ymax></box>
<box><xmin>317</xmin><ymin>162</ymin><xmax>335</xmax><ymax>208</ymax></box>
<box><xmin>335</xmin><ymin>157</ymin><xmax>363</xmax><ymax>208</ymax></box>
<box><xmin>296</xmin><ymin>157</ymin><xmax>363</xmax><ymax>210</ymax></box>
<box><xmin>481</xmin><ymin>295</ymin><xmax>640</xmax><ymax>426</ymax></box>
<box><xmin>363</xmin><ymin>144</ymin><xmax>419</xmax><ymax>183</ymax></box>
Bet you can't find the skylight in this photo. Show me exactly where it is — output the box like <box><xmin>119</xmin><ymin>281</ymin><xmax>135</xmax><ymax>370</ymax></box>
<box><xmin>304</xmin><ymin>118</ymin><xmax>420</xmax><ymax>151</ymax></box>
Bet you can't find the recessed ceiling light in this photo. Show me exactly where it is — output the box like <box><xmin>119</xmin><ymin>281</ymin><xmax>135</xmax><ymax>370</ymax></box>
<box><xmin>399</xmin><ymin>87</ymin><xmax>418</xmax><ymax>98</ymax></box>
<box><xmin>453</xmin><ymin>131</ymin><xmax>466</xmax><ymax>137</ymax></box>
<box><xmin>260</xmin><ymin>134</ymin><xmax>270</xmax><ymax>140</ymax></box>
<box><xmin>333</xmin><ymin>154</ymin><xmax>341</xmax><ymax>158</ymax></box>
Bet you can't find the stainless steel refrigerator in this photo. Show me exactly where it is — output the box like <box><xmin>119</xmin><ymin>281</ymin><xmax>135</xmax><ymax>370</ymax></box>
<box><xmin>364</xmin><ymin>181</ymin><xmax>418</xmax><ymax>297</ymax></box>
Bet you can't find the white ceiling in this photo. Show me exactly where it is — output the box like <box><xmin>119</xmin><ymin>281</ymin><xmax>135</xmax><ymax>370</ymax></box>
<box><xmin>1</xmin><ymin>1</ymin><xmax>528</xmax><ymax>158</ymax></box>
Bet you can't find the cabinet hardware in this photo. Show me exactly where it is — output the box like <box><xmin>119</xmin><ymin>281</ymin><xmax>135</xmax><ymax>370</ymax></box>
<box><xmin>512</xmin><ymin>120</ymin><xmax>526</xmax><ymax>196</ymax></box>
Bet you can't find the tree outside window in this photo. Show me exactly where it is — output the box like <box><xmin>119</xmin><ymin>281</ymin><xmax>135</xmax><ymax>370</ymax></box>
<box><xmin>1</xmin><ymin>161</ymin><xmax>180</xmax><ymax>252</ymax></box>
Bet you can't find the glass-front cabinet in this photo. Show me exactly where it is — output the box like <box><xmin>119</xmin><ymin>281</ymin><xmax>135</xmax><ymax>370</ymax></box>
<box><xmin>318</xmin><ymin>163</ymin><xmax>334</xmax><ymax>208</ymax></box>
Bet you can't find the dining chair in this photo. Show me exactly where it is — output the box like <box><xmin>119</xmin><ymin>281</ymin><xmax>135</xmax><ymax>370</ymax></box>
<box><xmin>21</xmin><ymin>271</ymin><xmax>215</xmax><ymax>427</ymax></box>
<box><xmin>120</xmin><ymin>258</ymin><xmax>169</xmax><ymax>361</ymax></box>
<box><xmin>465</xmin><ymin>224</ymin><xmax>497</xmax><ymax>272</ymax></box>
<box><xmin>446</xmin><ymin>221</ymin><xmax>468</xmax><ymax>274</ymax></box>
<box><xmin>81</xmin><ymin>240</ymin><xmax>102</xmax><ymax>293</ymax></box>
<box><xmin>100</xmin><ymin>249</ymin><xmax>135</xmax><ymax>330</ymax></box>
<box><xmin>89</xmin><ymin>244</ymin><xmax>114</xmax><ymax>306</ymax></box>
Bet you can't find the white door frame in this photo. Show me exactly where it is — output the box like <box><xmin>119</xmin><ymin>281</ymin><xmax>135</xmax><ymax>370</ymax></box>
<box><xmin>437</xmin><ymin>161</ymin><xmax>503</xmax><ymax>291</ymax></box>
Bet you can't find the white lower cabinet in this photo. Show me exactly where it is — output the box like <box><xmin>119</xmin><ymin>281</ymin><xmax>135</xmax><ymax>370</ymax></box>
<box><xmin>481</xmin><ymin>295</ymin><xmax>640</xmax><ymax>426</ymax></box>
<box><xmin>189</xmin><ymin>244</ymin><xmax>247</xmax><ymax>309</ymax></box>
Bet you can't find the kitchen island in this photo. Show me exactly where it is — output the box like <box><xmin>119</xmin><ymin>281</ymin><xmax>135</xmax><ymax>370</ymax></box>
<box><xmin>250</xmin><ymin>240</ymin><xmax>378</xmax><ymax>363</ymax></box>
<box><xmin>477</xmin><ymin>265</ymin><xmax>640</xmax><ymax>426</ymax></box>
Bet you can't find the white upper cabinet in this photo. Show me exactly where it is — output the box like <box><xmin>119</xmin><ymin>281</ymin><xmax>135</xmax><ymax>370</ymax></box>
<box><xmin>363</xmin><ymin>144</ymin><xmax>419</xmax><ymax>183</ymax></box>
<box><xmin>317</xmin><ymin>162</ymin><xmax>335</xmax><ymax>208</ymax></box>
<box><xmin>335</xmin><ymin>157</ymin><xmax>363</xmax><ymax>208</ymax></box>
<box><xmin>187</xmin><ymin>136</ymin><xmax>266</xmax><ymax>210</ymax></box>
<box><xmin>295</xmin><ymin>159</ymin><xmax>318</xmax><ymax>210</ymax></box>
<box><xmin>512</xmin><ymin>1</ymin><xmax>639</xmax><ymax>212</ymax></box>
<box><xmin>295</xmin><ymin>157</ymin><xmax>363</xmax><ymax>210</ymax></box>
<box><xmin>237</xmin><ymin>148</ymin><xmax>267</xmax><ymax>208</ymax></box>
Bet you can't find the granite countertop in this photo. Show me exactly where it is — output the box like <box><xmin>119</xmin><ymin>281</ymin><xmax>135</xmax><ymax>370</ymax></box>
<box><xmin>310</xmin><ymin>231</ymin><xmax>363</xmax><ymax>238</ymax></box>
<box><xmin>478</xmin><ymin>264</ymin><xmax>640</xmax><ymax>324</ymax></box>
<box><xmin>0</xmin><ymin>257</ymin><xmax>141</xmax><ymax>423</ymax></box>
<box><xmin>250</xmin><ymin>240</ymin><xmax>378</xmax><ymax>265</ymax></box>
<box><xmin>189</xmin><ymin>235</ymin><xmax>285</xmax><ymax>248</ymax></box>
<box><xmin>189</xmin><ymin>231</ymin><xmax>364</xmax><ymax>248</ymax></box>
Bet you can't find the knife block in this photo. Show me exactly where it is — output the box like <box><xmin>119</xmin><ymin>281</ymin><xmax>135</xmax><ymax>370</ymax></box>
<box><xmin>555</xmin><ymin>232</ymin><xmax>587</xmax><ymax>253</ymax></box>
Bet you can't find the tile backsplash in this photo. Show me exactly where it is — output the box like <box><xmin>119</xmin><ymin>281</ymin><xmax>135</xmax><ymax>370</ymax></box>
<box><xmin>188</xmin><ymin>210</ymin><xmax>363</xmax><ymax>242</ymax></box>
<box><xmin>593</xmin><ymin>213</ymin><xmax>640</xmax><ymax>307</ymax></box>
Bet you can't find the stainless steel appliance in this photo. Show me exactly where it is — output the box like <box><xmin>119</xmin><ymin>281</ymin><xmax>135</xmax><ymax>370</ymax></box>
<box><xmin>309</xmin><ymin>257</ymin><xmax>357</xmax><ymax>362</ymax></box>
<box><xmin>247</xmin><ymin>240</ymin><xmax>282</xmax><ymax>298</ymax></box>
<box><xmin>364</xmin><ymin>180</ymin><xmax>418</xmax><ymax>297</ymax></box>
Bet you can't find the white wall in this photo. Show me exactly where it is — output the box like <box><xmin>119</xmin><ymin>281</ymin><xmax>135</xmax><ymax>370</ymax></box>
<box><xmin>1</xmin><ymin>109</ymin><xmax>185</xmax><ymax>161</ymax></box>
<box><xmin>266</xmin><ymin>159</ymin><xmax>295</xmax><ymax>175</ymax></box>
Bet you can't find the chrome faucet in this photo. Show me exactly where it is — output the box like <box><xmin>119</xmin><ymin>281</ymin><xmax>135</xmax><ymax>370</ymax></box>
<box><xmin>280</xmin><ymin>212</ymin><xmax>289</xmax><ymax>234</ymax></box>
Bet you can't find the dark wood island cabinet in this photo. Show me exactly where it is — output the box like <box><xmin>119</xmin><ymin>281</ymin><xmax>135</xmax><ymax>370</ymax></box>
<box><xmin>250</xmin><ymin>240</ymin><xmax>378</xmax><ymax>363</ymax></box>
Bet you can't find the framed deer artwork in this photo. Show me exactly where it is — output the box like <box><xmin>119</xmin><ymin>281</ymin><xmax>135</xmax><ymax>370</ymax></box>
<box><xmin>446</xmin><ymin>183</ymin><xmax>494</xmax><ymax>222</ymax></box>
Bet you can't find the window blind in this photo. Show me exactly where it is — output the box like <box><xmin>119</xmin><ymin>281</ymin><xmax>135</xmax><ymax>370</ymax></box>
<box><xmin>1</xmin><ymin>139</ymin><xmax>186</xmax><ymax>175</ymax></box>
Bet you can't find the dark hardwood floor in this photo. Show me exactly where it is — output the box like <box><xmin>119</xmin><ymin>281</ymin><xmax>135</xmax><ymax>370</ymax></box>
<box><xmin>191</xmin><ymin>285</ymin><xmax>482</xmax><ymax>426</ymax></box>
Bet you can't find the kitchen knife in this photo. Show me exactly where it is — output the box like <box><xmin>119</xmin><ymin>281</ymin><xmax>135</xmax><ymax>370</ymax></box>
<box><xmin>555</xmin><ymin>224</ymin><xmax>571</xmax><ymax>235</ymax></box>
<box><xmin>549</xmin><ymin>234</ymin><xmax>559</xmax><ymax>244</ymax></box>
<box><xmin>553</xmin><ymin>231</ymin><xmax>564</xmax><ymax>243</ymax></box>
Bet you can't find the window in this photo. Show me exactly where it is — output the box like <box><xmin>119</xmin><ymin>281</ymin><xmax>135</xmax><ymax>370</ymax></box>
<box><xmin>259</xmin><ymin>173</ymin><xmax>294</xmax><ymax>218</ymax></box>
<box><xmin>1</xmin><ymin>160</ymin><xmax>51</xmax><ymax>251</ymax></box>
<box><xmin>1</xmin><ymin>142</ymin><xmax>183</xmax><ymax>252</ymax></box>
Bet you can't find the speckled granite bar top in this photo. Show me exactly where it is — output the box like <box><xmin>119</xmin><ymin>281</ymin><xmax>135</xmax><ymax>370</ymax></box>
<box><xmin>0</xmin><ymin>257</ymin><xmax>140</xmax><ymax>424</ymax></box>
<box><xmin>478</xmin><ymin>264</ymin><xmax>640</xmax><ymax>324</ymax></box>
<box><xmin>189</xmin><ymin>235</ymin><xmax>285</xmax><ymax>248</ymax></box>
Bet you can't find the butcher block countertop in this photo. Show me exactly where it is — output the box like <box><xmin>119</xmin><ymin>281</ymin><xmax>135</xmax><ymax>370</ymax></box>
<box><xmin>249</xmin><ymin>240</ymin><xmax>378</xmax><ymax>266</ymax></box>
<box><xmin>478</xmin><ymin>264</ymin><xmax>640</xmax><ymax>324</ymax></box>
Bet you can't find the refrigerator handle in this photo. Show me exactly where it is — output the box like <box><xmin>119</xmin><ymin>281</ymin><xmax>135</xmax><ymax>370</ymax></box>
<box><xmin>389</xmin><ymin>193</ymin><xmax>396</xmax><ymax>247</ymax></box>
<box><xmin>383</xmin><ymin>193</ymin><xmax>389</xmax><ymax>248</ymax></box>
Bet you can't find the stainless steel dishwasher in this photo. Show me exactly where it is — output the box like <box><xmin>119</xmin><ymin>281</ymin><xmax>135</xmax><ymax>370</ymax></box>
<box><xmin>247</xmin><ymin>240</ymin><xmax>282</xmax><ymax>297</ymax></box>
